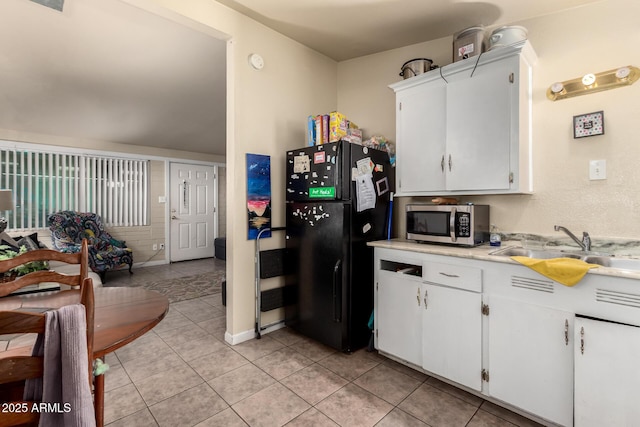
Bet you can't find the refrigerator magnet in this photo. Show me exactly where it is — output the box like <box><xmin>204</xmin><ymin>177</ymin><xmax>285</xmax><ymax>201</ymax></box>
<box><xmin>362</xmin><ymin>223</ymin><xmax>372</xmax><ymax>234</ymax></box>
<box><xmin>376</xmin><ymin>177</ymin><xmax>389</xmax><ymax>196</ymax></box>
<box><xmin>314</xmin><ymin>151</ymin><xmax>326</xmax><ymax>164</ymax></box>
<box><xmin>293</xmin><ymin>155</ymin><xmax>310</xmax><ymax>173</ymax></box>
<box><xmin>356</xmin><ymin>157</ymin><xmax>374</xmax><ymax>175</ymax></box>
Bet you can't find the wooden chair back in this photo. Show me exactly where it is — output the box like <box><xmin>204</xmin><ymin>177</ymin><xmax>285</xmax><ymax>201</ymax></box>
<box><xmin>0</xmin><ymin>239</ymin><xmax>95</xmax><ymax>426</ymax></box>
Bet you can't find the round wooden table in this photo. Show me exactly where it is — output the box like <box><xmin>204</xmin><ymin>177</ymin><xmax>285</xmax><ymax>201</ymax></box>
<box><xmin>0</xmin><ymin>287</ymin><xmax>170</xmax><ymax>426</ymax></box>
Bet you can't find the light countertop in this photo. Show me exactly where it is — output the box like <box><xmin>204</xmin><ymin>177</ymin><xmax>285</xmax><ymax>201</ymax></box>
<box><xmin>368</xmin><ymin>239</ymin><xmax>640</xmax><ymax>280</ymax></box>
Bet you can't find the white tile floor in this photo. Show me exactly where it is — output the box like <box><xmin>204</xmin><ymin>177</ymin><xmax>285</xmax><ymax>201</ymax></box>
<box><xmin>100</xmin><ymin>258</ymin><xmax>545</xmax><ymax>427</ymax></box>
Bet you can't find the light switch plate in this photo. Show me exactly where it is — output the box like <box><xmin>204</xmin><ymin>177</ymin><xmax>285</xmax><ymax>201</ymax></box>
<box><xmin>589</xmin><ymin>160</ymin><xmax>606</xmax><ymax>180</ymax></box>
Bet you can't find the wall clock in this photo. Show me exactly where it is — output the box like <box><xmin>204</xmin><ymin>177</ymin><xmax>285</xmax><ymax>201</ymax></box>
<box><xmin>574</xmin><ymin>111</ymin><xmax>604</xmax><ymax>138</ymax></box>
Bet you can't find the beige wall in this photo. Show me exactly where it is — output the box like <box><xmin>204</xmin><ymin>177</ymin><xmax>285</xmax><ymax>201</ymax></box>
<box><xmin>338</xmin><ymin>0</ymin><xmax>640</xmax><ymax>241</ymax></box>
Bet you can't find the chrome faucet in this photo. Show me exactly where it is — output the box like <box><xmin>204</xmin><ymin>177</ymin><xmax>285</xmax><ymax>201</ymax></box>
<box><xmin>554</xmin><ymin>225</ymin><xmax>591</xmax><ymax>252</ymax></box>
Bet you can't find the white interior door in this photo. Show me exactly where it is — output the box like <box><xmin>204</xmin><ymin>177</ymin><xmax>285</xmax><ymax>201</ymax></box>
<box><xmin>170</xmin><ymin>163</ymin><xmax>216</xmax><ymax>261</ymax></box>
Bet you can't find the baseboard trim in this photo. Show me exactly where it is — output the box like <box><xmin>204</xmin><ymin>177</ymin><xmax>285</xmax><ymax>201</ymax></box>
<box><xmin>224</xmin><ymin>322</ymin><xmax>286</xmax><ymax>345</ymax></box>
<box><xmin>132</xmin><ymin>260</ymin><xmax>168</xmax><ymax>268</ymax></box>
<box><xmin>225</xmin><ymin>329</ymin><xmax>254</xmax><ymax>345</ymax></box>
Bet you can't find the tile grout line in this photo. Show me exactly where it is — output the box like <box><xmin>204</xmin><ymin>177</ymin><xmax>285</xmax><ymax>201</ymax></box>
<box><xmin>104</xmin><ymin>259</ymin><xmax>539</xmax><ymax>427</ymax></box>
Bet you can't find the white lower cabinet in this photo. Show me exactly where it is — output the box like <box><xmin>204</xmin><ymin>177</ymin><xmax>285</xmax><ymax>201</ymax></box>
<box><xmin>376</xmin><ymin>261</ymin><xmax>423</xmax><ymax>366</ymax></box>
<box><xmin>422</xmin><ymin>282</ymin><xmax>482</xmax><ymax>391</ymax></box>
<box><xmin>488</xmin><ymin>296</ymin><xmax>574</xmax><ymax>427</ymax></box>
<box><xmin>421</xmin><ymin>260</ymin><xmax>483</xmax><ymax>391</ymax></box>
<box><xmin>574</xmin><ymin>317</ymin><xmax>640</xmax><ymax>427</ymax></box>
<box><xmin>374</xmin><ymin>246</ymin><xmax>640</xmax><ymax>427</ymax></box>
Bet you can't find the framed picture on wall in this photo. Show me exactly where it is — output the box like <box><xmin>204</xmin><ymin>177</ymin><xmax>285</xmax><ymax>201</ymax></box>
<box><xmin>246</xmin><ymin>153</ymin><xmax>271</xmax><ymax>240</ymax></box>
<box><xmin>574</xmin><ymin>111</ymin><xmax>604</xmax><ymax>138</ymax></box>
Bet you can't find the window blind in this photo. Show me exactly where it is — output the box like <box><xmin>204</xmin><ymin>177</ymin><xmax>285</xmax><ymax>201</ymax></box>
<box><xmin>0</xmin><ymin>148</ymin><xmax>149</xmax><ymax>230</ymax></box>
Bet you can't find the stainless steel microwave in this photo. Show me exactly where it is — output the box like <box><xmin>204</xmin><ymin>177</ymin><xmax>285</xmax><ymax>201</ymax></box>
<box><xmin>406</xmin><ymin>204</ymin><xmax>490</xmax><ymax>246</ymax></box>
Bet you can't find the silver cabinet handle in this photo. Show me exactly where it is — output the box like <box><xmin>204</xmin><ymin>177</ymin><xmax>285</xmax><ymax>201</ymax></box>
<box><xmin>448</xmin><ymin>154</ymin><xmax>452</xmax><ymax>171</ymax></box>
<box><xmin>440</xmin><ymin>155</ymin><xmax>445</xmax><ymax>172</ymax></box>
<box><xmin>564</xmin><ymin>319</ymin><xmax>569</xmax><ymax>346</ymax></box>
<box><xmin>423</xmin><ymin>289</ymin><xmax>428</xmax><ymax>310</ymax></box>
<box><xmin>580</xmin><ymin>326</ymin><xmax>585</xmax><ymax>354</ymax></box>
<box><xmin>439</xmin><ymin>272</ymin><xmax>460</xmax><ymax>278</ymax></box>
<box><xmin>416</xmin><ymin>288</ymin><xmax>420</xmax><ymax>306</ymax></box>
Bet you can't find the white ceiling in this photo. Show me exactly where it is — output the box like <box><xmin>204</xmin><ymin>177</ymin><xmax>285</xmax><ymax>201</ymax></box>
<box><xmin>216</xmin><ymin>0</ymin><xmax>602</xmax><ymax>62</ymax></box>
<box><xmin>0</xmin><ymin>0</ymin><xmax>601</xmax><ymax>157</ymax></box>
<box><xmin>0</xmin><ymin>0</ymin><xmax>227</xmax><ymax>155</ymax></box>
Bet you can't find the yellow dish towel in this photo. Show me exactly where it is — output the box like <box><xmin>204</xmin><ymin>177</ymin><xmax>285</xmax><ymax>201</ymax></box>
<box><xmin>510</xmin><ymin>256</ymin><xmax>600</xmax><ymax>287</ymax></box>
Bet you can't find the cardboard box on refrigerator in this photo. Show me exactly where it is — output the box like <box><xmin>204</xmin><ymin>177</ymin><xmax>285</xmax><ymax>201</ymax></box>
<box><xmin>342</xmin><ymin>128</ymin><xmax>362</xmax><ymax>144</ymax></box>
<box><xmin>314</xmin><ymin>115</ymin><xmax>323</xmax><ymax>144</ymax></box>
<box><xmin>329</xmin><ymin>111</ymin><xmax>347</xmax><ymax>142</ymax></box>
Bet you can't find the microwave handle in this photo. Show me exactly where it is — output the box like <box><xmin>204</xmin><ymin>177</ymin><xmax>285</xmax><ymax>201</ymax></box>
<box><xmin>450</xmin><ymin>207</ymin><xmax>457</xmax><ymax>242</ymax></box>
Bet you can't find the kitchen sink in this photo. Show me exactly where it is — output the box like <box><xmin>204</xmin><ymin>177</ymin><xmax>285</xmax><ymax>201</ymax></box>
<box><xmin>582</xmin><ymin>256</ymin><xmax>640</xmax><ymax>271</ymax></box>
<box><xmin>489</xmin><ymin>246</ymin><xmax>640</xmax><ymax>272</ymax></box>
<box><xmin>489</xmin><ymin>247</ymin><xmax>582</xmax><ymax>260</ymax></box>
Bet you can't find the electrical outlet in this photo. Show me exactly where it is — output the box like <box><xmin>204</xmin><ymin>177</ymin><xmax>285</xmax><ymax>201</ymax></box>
<box><xmin>159</xmin><ymin>243</ymin><xmax>165</xmax><ymax>250</ymax></box>
<box><xmin>589</xmin><ymin>159</ymin><xmax>607</xmax><ymax>180</ymax></box>
<box><xmin>152</xmin><ymin>244</ymin><xmax>158</xmax><ymax>250</ymax></box>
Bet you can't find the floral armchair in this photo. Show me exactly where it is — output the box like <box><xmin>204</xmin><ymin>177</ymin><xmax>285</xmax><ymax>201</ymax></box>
<box><xmin>48</xmin><ymin>211</ymin><xmax>133</xmax><ymax>282</ymax></box>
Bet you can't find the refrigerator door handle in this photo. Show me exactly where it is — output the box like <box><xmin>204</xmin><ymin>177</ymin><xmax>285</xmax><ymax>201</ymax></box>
<box><xmin>333</xmin><ymin>259</ymin><xmax>342</xmax><ymax>323</ymax></box>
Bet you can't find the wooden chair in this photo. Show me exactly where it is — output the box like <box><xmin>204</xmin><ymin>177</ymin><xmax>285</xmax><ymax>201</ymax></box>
<box><xmin>0</xmin><ymin>239</ymin><xmax>96</xmax><ymax>426</ymax></box>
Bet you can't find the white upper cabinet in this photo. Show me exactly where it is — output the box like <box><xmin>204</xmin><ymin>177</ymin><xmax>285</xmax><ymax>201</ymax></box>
<box><xmin>394</xmin><ymin>78</ymin><xmax>447</xmax><ymax>193</ymax></box>
<box><xmin>390</xmin><ymin>41</ymin><xmax>537</xmax><ymax>196</ymax></box>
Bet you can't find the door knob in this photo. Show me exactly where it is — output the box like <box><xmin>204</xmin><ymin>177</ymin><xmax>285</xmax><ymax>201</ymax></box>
<box><xmin>171</xmin><ymin>215</ymin><xmax>178</xmax><ymax>220</ymax></box>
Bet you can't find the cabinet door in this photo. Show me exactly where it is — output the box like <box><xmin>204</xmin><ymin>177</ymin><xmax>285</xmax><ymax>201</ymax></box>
<box><xmin>575</xmin><ymin>317</ymin><xmax>640</xmax><ymax>426</ymax></box>
<box><xmin>421</xmin><ymin>283</ymin><xmax>482</xmax><ymax>391</ymax></box>
<box><xmin>445</xmin><ymin>56</ymin><xmax>516</xmax><ymax>191</ymax></box>
<box><xmin>395</xmin><ymin>80</ymin><xmax>446</xmax><ymax>194</ymax></box>
<box><xmin>488</xmin><ymin>296</ymin><xmax>574</xmax><ymax>427</ymax></box>
<box><xmin>377</xmin><ymin>271</ymin><xmax>422</xmax><ymax>366</ymax></box>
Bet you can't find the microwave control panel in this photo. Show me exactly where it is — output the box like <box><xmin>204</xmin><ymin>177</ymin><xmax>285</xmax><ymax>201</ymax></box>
<box><xmin>456</xmin><ymin>212</ymin><xmax>471</xmax><ymax>237</ymax></box>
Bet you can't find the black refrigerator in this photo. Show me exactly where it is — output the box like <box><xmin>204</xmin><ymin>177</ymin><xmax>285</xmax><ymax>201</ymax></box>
<box><xmin>284</xmin><ymin>141</ymin><xmax>394</xmax><ymax>352</ymax></box>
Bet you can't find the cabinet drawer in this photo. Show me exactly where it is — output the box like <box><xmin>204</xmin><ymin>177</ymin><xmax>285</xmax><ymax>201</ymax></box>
<box><xmin>424</xmin><ymin>261</ymin><xmax>481</xmax><ymax>292</ymax></box>
<box><xmin>379</xmin><ymin>259</ymin><xmax>423</xmax><ymax>279</ymax></box>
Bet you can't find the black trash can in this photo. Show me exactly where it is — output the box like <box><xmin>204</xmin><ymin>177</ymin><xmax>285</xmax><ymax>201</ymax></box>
<box><xmin>215</xmin><ymin>237</ymin><xmax>226</xmax><ymax>260</ymax></box>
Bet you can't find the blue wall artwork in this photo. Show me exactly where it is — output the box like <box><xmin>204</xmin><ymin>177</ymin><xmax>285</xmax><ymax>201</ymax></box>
<box><xmin>246</xmin><ymin>153</ymin><xmax>271</xmax><ymax>240</ymax></box>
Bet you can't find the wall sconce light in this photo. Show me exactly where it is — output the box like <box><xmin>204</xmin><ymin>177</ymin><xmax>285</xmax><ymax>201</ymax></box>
<box><xmin>547</xmin><ymin>66</ymin><xmax>639</xmax><ymax>101</ymax></box>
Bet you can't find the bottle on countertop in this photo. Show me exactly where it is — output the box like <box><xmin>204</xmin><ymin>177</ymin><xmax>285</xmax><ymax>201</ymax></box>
<box><xmin>490</xmin><ymin>225</ymin><xmax>501</xmax><ymax>247</ymax></box>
